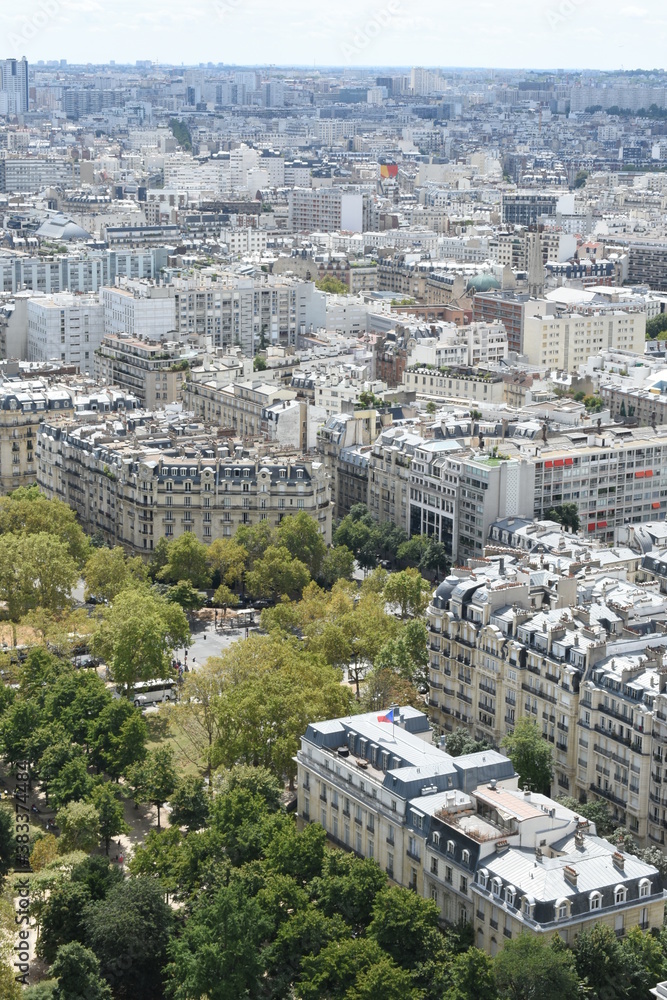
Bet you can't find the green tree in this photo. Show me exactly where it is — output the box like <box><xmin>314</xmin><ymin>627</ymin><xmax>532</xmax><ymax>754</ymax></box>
<box><xmin>85</xmin><ymin>877</ymin><xmax>173</xmax><ymax>1000</ymax></box>
<box><xmin>92</xmin><ymin>585</ymin><xmax>189</xmax><ymax>692</ymax></box>
<box><xmin>501</xmin><ymin>718</ymin><xmax>553</xmax><ymax>795</ymax></box>
<box><xmin>0</xmin><ymin>532</ymin><xmax>78</xmax><ymax>619</ymax></box>
<box><xmin>383</xmin><ymin>568</ymin><xmax>431</xmax><ymax>619</ymax></box>
<box><xmin>211</xmin><ymin>584</ymin><xmax>239</xmax><ymax>612</ymax></box>
<box><xmin>30</xmin><ymin>833</ymin><xmax>59</xmax><ymax>872</ymax></box>
<box><xmin>165</xmin><ymin>579</ymin><xmax>204</xmax><ymax>615</ymax></box>
<box><xmin>311</xmin><ymin>850</ymin><xmax>390</xmax><ymax>931</ymax></box>
<box><xmin>174</xmin><ymin>662</ymin><xmax>226</xmax><ymax>784</ymax></box>
<box><xmin>168</xmin><ymin>776</ymin><xmax>209</xmax><ymax>832</ymax></box>
<box><xmin>0</xmin><ymin>804</ymin><xmax>15</xmax><ymax>877</ymax></box>
<box><xmin>316</xmin><ymin>275</ymin><xmax>349</xmax><ymax>295</ymax></box>
<box><xmin>574</xmin><ymin>923</ymin><xmax>630</xmax><ymax>1000</ymax></box>
<box><xmin>321</xmin><ymin>545</ymin><xmax>355</xmax><ymax>586</ymax></box>
<box><xmin>89</xmin><ymin>699</ymin><xmax>147</xmax><ymax>779</ymax></box>
<box><xmin>299</xmin><ymin>938</ymin><xmax>386</xmax><ymax>1000</ymax></box>
<box><xmin>50</xmin><ymin>757</ymin><xmax>95</xmax><ymax>810</ymax></box>
<box><xmin>128</xmin><ymin>746</ymin><xmax>177</xmax><ymax>829</ymax></box>
<box><xmin>90</xmin><ymin>783</ymin><xmax>129</xmax><ymax>855</ymax></box>
<box><xmin>206</xmin><ymin>537</ymin><xmax>248</xmax><ymax>587</ymax></box>
<box><xmin>164</xmin><ymin>880</ymin><xmax>270</xmax><ymax>1000</ymax></box>
<box><xmin>51</xmin><ymin>942</ymin><xmax>112</xmax><ymax>1000</ymax></box>
<box><xmin>253</xmin><ymin>354</ymin><xmax>267</xmax><ymax>371</ymax></box>
<box><xmin>352</xmin><ymin>956</ymin><xmax>423</xmax><ymax>1000</ymax></box>
<box><xmin>646</xmin><ymin>314</ymin><xmax>667</xmax><ymax>339</ymax></box>
<box><xmin>446</xmin><ymin>727</ymin><xmax>491</xmax><ymax>757</ymax></box>
<box><xmin>426</xmin><ymin>400</ymin><xmax>437</xmax><ymax>415</ymax></box>
<box><xmin>544</xmin><ymin>502</ymin><xmax>581</xmax><ymax>532</ymax></box>
<box><xmin>159</xmin><ymin>533</ymin><xmax>211</xmax><ymax>588</ymax></box>
<box><xmin>276</xmin><ymin>511</ymin><xmax>327</xmax><ymax>578</ymax></box>
<box><xmin>55</xmin><ymin>800</ymin><xmax>100</xmax><ymax>853</ymax></box>
<box><xmin>444</xmin><ymin>947</ymin><xmax>497</xmax><ymax>1000</ymax></box>
<box><xmin>556</xmin><ymin>795</ymin><xmax>615</xmax><ymax>837</ymax></box>
<box><xmin>84</xmin><ymin>546</ymin><xmax>148</xmax><ymax>603</ymax></box>
<box><xmin>234</xmin><ymin>520</ymin><xmax>275</xmax><ymax>565</ymax></box>
<box><xmin>367</xmin><ymin>886</ymin><xmax>441</xmax><ymax>969</ymax></box>
<box><xmin>0</xmin><ymin>486</ymin><xmax>89</xmax><ymax>564</ymax></box>
<box><xmin>37</xmin><ymin>881</ymin><xmax>92</xmax><ymax>963</ymax></box>
<box><xmin>495</xmin><ymin>934</ymin><xmax>579</xmax><ymax>1000</ymax></box>
<box><xmin>245</xmin><ymin>544</ymin><xmax>311</xmax><ymax>601</ymax></box>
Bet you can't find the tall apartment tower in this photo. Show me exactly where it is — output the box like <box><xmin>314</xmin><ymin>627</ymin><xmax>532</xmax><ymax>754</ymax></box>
<box><xmin>528</xmin><ymin>232</ymin><xmax>545</xmax><ymax>298</ymax></box>
<box><xmin>0</xmin><ymin>58</ymin><xmax>29</xmax><ymax>115</ymax></box>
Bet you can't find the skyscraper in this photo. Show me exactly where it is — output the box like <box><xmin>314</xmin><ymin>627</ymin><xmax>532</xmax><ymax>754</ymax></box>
<box><xmin>0</xmin><ymin>58</ymin><xmax>29</xmax><ymax>115</ymax></box>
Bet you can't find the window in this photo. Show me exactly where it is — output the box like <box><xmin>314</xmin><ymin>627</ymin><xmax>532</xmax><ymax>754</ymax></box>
<box><xmin>505</xmin><ymin>887</ymin><xmax>514</xmax><ymax>907</ymax></box>
<box><xmin>430</xmin><ymin>886</ymin><xmax>438</xmax><ymax>902</ymax></box>
<box><xmin>615</xmin><ymin>886</ymin><xmax>627</xmax><ymax>905</ymax></box>
<box><xmin>460</xmin><ymin>876</ymin><xmax>468</xmax><ymax>894</ymax></box>
<box><xmin>478</xmin><ymin>871</ymin><xmax>488</xmax><ymax>889</ymax></box>
<box><xmin>462</xmin><ymin>849</ymin><xmax>470</xmax><ymax>866</ymax></box>
<box><xmin>639</xmin><ymin>879</ymin><xmax>650</xmax><ymax>898</ymax></box>
<box><xmin>432</xmin><ymin>832</ymin><xmax>440</xmax><ymax>847</ymax></box>
<box><xmin>492</xmin><ymin>878</ymin><xmax>502</xmax><ymax>897</ymax></box>
<box><xmin>445</xmin><ymin>866</ymin><xmax>452</xmax><ymax>884</ymax></box>
<box><xmin>430</xmin><ymin>857</ymin><xmax>439</xmax><ymax>876</ymax></box>
<box><xmin>589</xmin><ymin>892</ymin><xmax>602</xmax><ymax>911</ymax></box>
<box><xmin>447</xmin><ymin>840</ymin><xmax>455</xmax><ymax>855</ymax></box>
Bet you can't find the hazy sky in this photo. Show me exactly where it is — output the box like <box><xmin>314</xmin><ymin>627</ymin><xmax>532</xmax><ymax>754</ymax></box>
<box><xmin>3</xmin><ymin>0</ymin><xmax>666</xmax><ymax>70</ymax></box>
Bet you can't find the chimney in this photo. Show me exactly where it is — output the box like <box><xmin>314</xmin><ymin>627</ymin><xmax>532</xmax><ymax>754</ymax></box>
<box><xmin>564</xmin><ymin>865</ymin><xmax>578</xmax><ymax>888</ymax></box>
<box><xmin>613</xmin><ymin>851</ymin><xmax>625</xmax><ymax>871</ymax></box>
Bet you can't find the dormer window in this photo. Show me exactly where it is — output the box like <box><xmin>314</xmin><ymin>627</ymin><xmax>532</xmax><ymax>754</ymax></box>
<box><xmin>556</xmin><ymin>897</ymin><xmax>569</xmax><ymax>920</ymax></box>
<box><xmin>589</xmin><ymin>891</ymin><xmax>602</xmax><ymax>911</ymax></box>
<box><xmin>505</xmin><ymin>887</ymin><xmax>514</xmax><ymax>907</ymax></box>
<box><xmin>432</xmin><ymin>832</ymin><xmax>440</xmax><ymax>847</ymax></box>
<box><xmin>522</xmin><ymin>896</ymin><xmax>534</xmax><ymax>918</ymax></box>
<box><xmin>639</xmin><ymin>879</ymin><xmax>650</xmax><ymax>898</ymax></box>
<box><xmin>492</xmin><ymin>877</ymin><xmax>502</xmax><ymax>897</ymax></box>
<box><xmin>615</xmin><ymin>885</ymin><xmax>627</xmax><ymax>905</ymax></box>
<box><xmin>447</xmin><ymin>840</ymin><xmax>455</xmax><ymax>855</ymax></box>
<box><xmin>478</xmin><ymin>870</ymin><xmax>488</xmax><ymax>889</ymax></box>
<box><xmin>462</xmin><ymin>849</ymin><xmax>470</xmax><ymax>866</ymax></box>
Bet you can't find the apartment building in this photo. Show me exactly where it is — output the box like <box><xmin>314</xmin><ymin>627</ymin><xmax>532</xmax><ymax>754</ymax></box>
<box><xmin>601</xmin><ymin>378</ymin><xmax>667</xmax><ymax>426</ymax></box>
<box><xmin>101</xmin><ymin>282</ymin><xmax>176</xmax><ymax>341</ymax></box>
<box><xmin>94</xmin><ymin>334</ymin><xmax>194</xmax><ymax>408</ymax></box>
<box><xmin>627</xmin><ymin>244</ymin><xmax>667</xmax><ymax>291</ymax></box>
<box><xmin>403</xmin><ymin>367</ymin><xmax>506</xmax><ymax>404</ymax></box>
<box><xmin>0</xmin><ymin>157</ymin><xmax>76</xmax><ymax>193</ymax></box>
<box><xmin>0</xmin><ymin>380</ymin><xmax>74</xmax><ymax>492</ymax></box>
<box><xmin>367</xmin><ymin>426</ymin><xmax>421</xmax><ymax>535</ymax></box>
<box><xmin>0</xmin><ymin>58</ymin><xmax>29</xmax><ymax>116</ymax></box>
<box><xmin>472</xmin><ymin>291</ymin><xmax>545</xmax><ymax>355</ymax></box>
<box><xmin>183</xmin><ymin>378</ymin><xmax>297</xmax><ymax>438</ymax></box>
<box><xmin>296</xmin><ymin>707</ymin><xmax>664</xmax><ymax>945</ymax></box>
<box><xmin>501</xmin><ymin>192</ymin><xmax>559</xmax><ymax>226</ymax></box>
<box><xmin>36</xmin><ymin>415</ymin><xmax>332</xmax><ymax>551</ymax></box>
<box><xmin>27</xmin><ymin>293</ymin><xmax>104</xmax><ymax>374</ymax></box>
<box><xmin>288</xmin><ymin>187</ymin><xmax>366</xmax><ymax>233</ymax></box>
<box><xmin>171</xmin><ymin>274</ymin><xmax>325</xmax><ymax>354</ymax></box>
<box><xmin>426</xmin><ymin>556</ymin><xmax>667</xmax><ymax>846</ymax></box>
<box><xmin>407</xmin><ymin>321</ymin><xmax>509</xmax><ymax>369</ymax></box>
<box><xmin>0</xmin><ymin>250</ymin><xmax>158</xmax><ymax>295</ymax></box>
<box><xmin>523</xmin><ymin>307</ymin><xmax>646</xmax><ymax>370</ymax></box>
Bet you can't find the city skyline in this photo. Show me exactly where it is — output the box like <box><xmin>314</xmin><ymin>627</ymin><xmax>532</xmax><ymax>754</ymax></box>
<box><xmin>2</xmin><ymin>0</ymin><xmax>666</xmax><ymax>71</ymax></box>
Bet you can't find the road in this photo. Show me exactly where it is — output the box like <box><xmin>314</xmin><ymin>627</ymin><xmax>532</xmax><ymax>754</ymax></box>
<box><xmin>173</xmin><ymin>615</ymin><xmax>258</xmax><ymax>671</ymax></box>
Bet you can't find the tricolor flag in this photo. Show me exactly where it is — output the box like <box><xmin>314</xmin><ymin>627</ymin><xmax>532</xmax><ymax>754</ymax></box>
<box><xmin>377</xmin><ymin>708</ymin><xmax>394</xmax><ymax>724</ymax></box>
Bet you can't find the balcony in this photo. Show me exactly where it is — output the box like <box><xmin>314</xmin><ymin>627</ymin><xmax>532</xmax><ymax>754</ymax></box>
<box><xmin>591</xmin><ymin>783</ymin><xmax>627</xmax><ymax>809</ymax></box>
<box><xmin>407</xmin><ymin>849</ymin><xmax>421</xmax><ymax>862</ymax></box>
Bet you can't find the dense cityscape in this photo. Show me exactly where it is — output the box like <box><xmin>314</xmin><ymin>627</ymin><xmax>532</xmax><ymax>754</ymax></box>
<box><xmin>4</xmin><ymin>24</ymin><xmax>667</xmax><ymax>1000</ymax></box>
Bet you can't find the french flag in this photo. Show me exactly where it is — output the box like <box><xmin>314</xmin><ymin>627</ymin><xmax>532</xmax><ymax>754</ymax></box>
<box><xmin>377</xmin><ymin>708</ymin><xmax>394</xmax><ymax>724</ymax></box>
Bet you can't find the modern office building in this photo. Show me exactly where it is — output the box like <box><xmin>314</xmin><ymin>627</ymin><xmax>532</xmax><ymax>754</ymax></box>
<box><xmin>0</xmin><ymin>58</ymin><xmax>29</xmax><ymax>115</ymax></box>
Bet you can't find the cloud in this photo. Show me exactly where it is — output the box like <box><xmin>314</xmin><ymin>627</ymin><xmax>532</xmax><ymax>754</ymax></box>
<box><xmin>620</xmin><ymin>5</ymin><xmax>647</xmax><ymax>14</ymax></box>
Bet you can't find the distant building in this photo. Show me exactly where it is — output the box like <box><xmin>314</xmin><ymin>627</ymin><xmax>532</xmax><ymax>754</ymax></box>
<box><xmin>0</xmin><ymin>58</ymin><xmax>29</xmax><ymax>115</ymax></box>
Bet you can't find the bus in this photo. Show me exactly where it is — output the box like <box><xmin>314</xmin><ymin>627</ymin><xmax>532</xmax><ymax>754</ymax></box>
<box><xmin>116</xmin><ymin>679</ymin><xmax>178</xmax><ymax>708</ymax></box>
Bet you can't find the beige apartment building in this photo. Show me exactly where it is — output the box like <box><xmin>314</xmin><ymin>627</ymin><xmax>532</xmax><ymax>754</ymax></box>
<box><xmin>36</xmin><ymin>413</ymin><xmax>332</xmax><ymax>552</ymax></box>
<box><xmin>182</xmin><ymin>378</ymin><xmax>298</xmax><ymax>440</ymax></box>
<box><xmin>94</xmin><ymin>334</ymin><xmax>195</xmax><ymax>409</ymax></box>
<box><xmin>403</xmin><ymin>367</ymin><xmax>506</xmax><ymax>404</ymax></box>
<box><xmin>297</xmin><ymin>707</ymin><xmax>665</xmax><ymax>950</ymax></box>
<box><xmin>523</xmin><ymin>308</ymin><xmax>646</xmax><ymax>370</ymax></box>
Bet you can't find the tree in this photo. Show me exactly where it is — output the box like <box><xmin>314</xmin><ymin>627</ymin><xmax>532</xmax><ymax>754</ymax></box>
<box><xmin>37</xmin><ymin>881</ymin><xmax>92</xmax><ymax>963</ymax></box>
<box><xmin>495</xmin><ymin>935</ymin><xmax>579</xmax><ymax>1000</ymax></box>
<box><xmin>574</xmin><ymin>923</ymin><xmax>630</xmax><ymax>1000</ymax></box>
<box><xmin>89</xmin><ymin>699</ymin><xmax>147</xmax><ymax>779</ymax></box>
<box><xmin>316</xmin><ymin>275</ymin><xmax>348</xmax><ymax>295</ymax></box>
<box><xmin>211</xmin><ymin>584</ymin><xmax>239</xmax><ymax>612</ymax></box>
<box><xmin>49</xmin><ymin>758</ymin><xmax>95</xmax><ymax>811</ymax></box>
<box><xmin>168</xmin><ymin>776</ymin><xmax>209</xmax><ymax>832</ymax></box>
<box><xmin>299</xmin><ymin>937</ymin><xmax>387</xmax><ymax>1000</ymax></box>
<box><xmin>165</xmin><ymin>579</ymin><xmax>204</xmax><ymax>616</ymax></box>
<box><xmin>0</xmin><ymin>487</ymin><xmax>89</xmax><ymax>565</ymax></box>
<box><xmin>85</xmin><ymin>877</ymin><xmax>173</xmax><ymax>1000</ymax></box>
<box><xmin>383</xmin><ymin>568</ymin><xmax>431</xmax><ymax>619</ymax></box>
<box><xmin>320</xmin><ymin>545</ymin><xmax>355</xmax><ymax>586</ymax></box>
<box><xmin>92</xmin><ymin>585</ymin><xmax>189</xmax><ymax>692</ymax></box>
<box><xmin>361</xmin><ymin>667</ymin><xmax>420</xmax><ymax>713</ymax></box>
<box><xmin>90</xmin><ymin>784</ymin><xmax>129</xmax><ymax>855</ymax></box>
<box><xmin>245</xmin><ymin>544</ymin><xmax>310</xmax><ymax>601</ymax></box>
<box><xmin>51</xmin><ymin>942</ymin><xmax>112</xmax><ymax>1000</ymax></box>
<box><xmin>446</xmin><ymin>727</ymin><xmax>491</xmax><ymax>757</ymax></box>
<box><xmin>30</xmin><ymin>833</ymin><xmax>59</xmax><ymax>872</ymax></box>
<box><xmin>0</xmin><ymin>804</ymin><xmax>14</xmax><ymax>877</ymax></box>
<box><xmin>647</xmin><ymin>314</ymin><xmax>667</xmax><ymax>339</ymax></box>
<box><xmin>276</xmin><ymin>512</ymin><xmax>327</xmax><ymax>578</ymax></box>
<box><xmin>444</xmin><ymin>947</ymin><xmax>497</xmax><ymax>1000</ymax></box>
<box><xmin>128</xmin><ymin>746</ymin><xmax>177</xmax><ymax>829</ymax></box>
<box><xmin>556</xmin><ymin>795</ymin><xmax>615</xmax><ymax>837</ymax></box>
<box><xmin>253</xmin><ymin>355</ymin><xmax>267</xmax><ymax>371</ymax></box>
<box><xmin>164</xmin><ymin>880</ymin><xmax>270</xmax><ymax>1000</ymax></box>
<box><xmin>544</xmin><ymin>502</ymin><xmax>580</xmax><ymax>533</ymax></box>
<box><xmin>84</xmin><ymin>546</ymin><xmax>148</xmax><ymax>603</ymax></box>
<box><xmin>353</xmin><ymin>957</ymin><xmax>423</xmax><ymax>1000</ymax></box>
<box><xmin>367</xmin><ymin>887</ymin><xmax>441</xmax><ymax>969</ymax></box>
<box><xmin>501</xmin><ymin>718</ymin><xmax>553</xmax><ymax>795</ymax></box>
<box><xmin>174</xmin><ymin>662</ymin><xmax>226</xmax><ymax>784</ymax></box>
<box><xmin>206</xmin><ymin>538</ymin><xmax>248</xmax><ymax>587</ymax></box>
<box><xmin>311</xmin><ymin>850</ymin><xmax>391</xmax><ymax>931</ymax></box>
<box><xmin>0</xmin><ymin>532</ymin><xmax>78</xmax><ymax>619</ymax></box>
<box><xmin>55</xmin><ymin>800</ymin><xmax>100</xmax><ymax>853</ymax></box>
<box><xmin>234</xmin><ymin>520</ymin><xmax>275</xmax><ymax>565</ymax></box>
<box><xmin>159</xmin><ymin>533</ymin><xmax>211</xmax><ymax>588</ymax></box>
<box><xmin>0</xmin><ymin>963</ymin><xmax>22</xmax><ymax>1000</ymax></box>
<box><xmin>376</xmin><ymin>619</ymin><xmax>429</xmax><ymax>686</ymax></box>
<box><xmin>426</xmin><ymin>400</ymin><xmax>437</xmax><ymax>415</ymax></box>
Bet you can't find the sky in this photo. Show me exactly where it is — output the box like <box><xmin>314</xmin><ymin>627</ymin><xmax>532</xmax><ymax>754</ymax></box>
<box><xmin>2</xmin><ymin>0</ymin><xmax>666</xmax><ymax>71</ymax></box>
